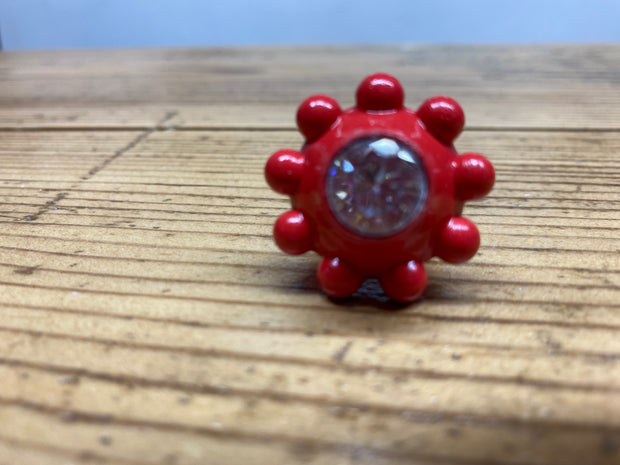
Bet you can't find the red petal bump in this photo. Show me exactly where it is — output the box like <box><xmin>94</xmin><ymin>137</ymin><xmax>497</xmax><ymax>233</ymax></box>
<box><xmin>417</xmin><ymin>96</ymin><xmax>465</xmax><ymax>146</ymax></box>
<box><xmin>317</xmin><ymin>257</ymin><xmax>364</xmax><ymax>298</ymax></box>
<box><xmin>265</xmin><ymin>149</ymin><xmax>304</xmax><ymax>195</ymax></box>
<box><xmin>454</xmin><ymin>153</ymin><xmax>495</xmax><ymax>201</ymax></box>
<box><xmin>380</xmin><ymin>261</ymin><xmax>427</xmax><ymax>303</ymax></box>
<box><xmin>356</xmin><ymin>73</ymin><xmax>404</xmax><ymax>112</ymax></box>
<box><xmin>296</xmin><ymin>95</ymin><xmax>341</xmax><ymax>142</ymax></box>
<box><xmin>436</xmin><ymin>217</ymin><xmax>480</xmax><ymax>264</ymax></box>
<box><xmin>274</xmin><ymin>210</ymin><xmax>312</xmax><ymax>255</ymax></box>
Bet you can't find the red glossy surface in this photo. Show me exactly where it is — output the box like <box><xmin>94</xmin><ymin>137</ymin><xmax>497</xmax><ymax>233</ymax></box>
<box><xmin>273</xmin><ymin>210</ymin><xmax>312</xmax><ymax>255</ymax></box>
<box><xmin>296</xmin><ymin>95</ymin><xmax>342</xmax><ymax>142</ymax></box>
<box><xmin>436</xmin><ymin>216</ymin><xmax>480</xmax><ymax>264</ymax></box>
<box><xmin>454</xmin><ymin>152</ymin><xmax>495</xmax><ymax>200</ymax></box>
<box><xmin>416</xmin><ymin>96</ymin><xmax>465</xmax><ymax>146</ymax></box>
<box><xmin>317</xmin><ymin>257</ymin><xmax>365</xmax><ymax>299</ymax></box>
<box><xmin>379</xmin><ymin>260</ymin><xmax>428</xmax><ymax>303</ymax></box>
<box><xmin>356</xmin><ymin>73</ymin><xmax>404</xmax><ymax>111</ymax></box>
<box><xmin>265</xmin><ymin>73</ymin><xmax>494</xmax><ymax>302</ymax></box>
<box><xmin>265</xmin><ymin>149</ymin><xmax>305</xmax><ymax>195</ymax></box>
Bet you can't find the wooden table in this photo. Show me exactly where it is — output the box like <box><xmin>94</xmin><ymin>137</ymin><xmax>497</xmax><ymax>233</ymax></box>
<box><xmin>0</xmin><ymin>45</ymin><xmax>618</xmax><ymax>465</ymax></box>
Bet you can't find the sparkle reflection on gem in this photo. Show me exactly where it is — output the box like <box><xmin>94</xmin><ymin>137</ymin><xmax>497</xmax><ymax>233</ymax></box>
<box><xmin>325</xmin><ymin>136</ymin><xmax>428</xmax><ymax>237</ymax></box>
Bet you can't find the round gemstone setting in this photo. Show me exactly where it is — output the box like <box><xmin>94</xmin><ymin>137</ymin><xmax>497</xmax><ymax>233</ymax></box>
<box><xmin>325</xmin><ymin>136</ymin><xmax>428</xmax><ymax>237</ymax></box>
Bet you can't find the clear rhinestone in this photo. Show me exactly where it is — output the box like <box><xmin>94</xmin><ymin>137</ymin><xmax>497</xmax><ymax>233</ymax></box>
<box><xmin>325</xmin><ymin>136</ymin><xmax>427</xmax><ymax>237</ymax></box>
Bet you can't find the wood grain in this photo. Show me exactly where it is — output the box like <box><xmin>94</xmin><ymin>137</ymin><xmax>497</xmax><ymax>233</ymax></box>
<box><xmin>1</xmin><ymin>45</ymin><xmax>620</xmax><ymax>129</ymax></box>
<box><xmin>0</xmin><ymin>45</ymin><xmax>619</xmax><ymax>465</ymax></box>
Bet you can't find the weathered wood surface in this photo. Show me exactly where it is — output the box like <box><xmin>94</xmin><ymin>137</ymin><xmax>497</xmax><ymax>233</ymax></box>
<box><xmin>1</xmin><ymin>45</ymin><xmax>620</xmax><ymax>129</ymax></box>
<box><xmin>0</xmin><ymin>45</ymin><xmax>618</xmax><ymax>465</ymax></box>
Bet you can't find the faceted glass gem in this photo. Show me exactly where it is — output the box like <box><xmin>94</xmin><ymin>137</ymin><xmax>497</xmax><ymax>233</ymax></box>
<box><xmin>325</xmin><ymin>136</ymin><xmax>428</xmax><ymax>237</ymax></box>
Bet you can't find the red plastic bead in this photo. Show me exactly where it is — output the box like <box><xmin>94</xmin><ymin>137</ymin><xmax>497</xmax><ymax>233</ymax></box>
<box><xmin>273</xmin><ymin>210</ymin><xmax>312</xmax><ymax>255</ymax></box>
<box><xmin>317</xmin><ymin>257</ymin><xmax>364</xmax><ymax>299</ymax></box>
<box><xmin>379</xmin><ymin>260</ymin><xmax>428</xmax><ymax>303</ymax></box>
<box><xmin>296</xmin><ymin>95</ymin><xmax>342</xmax><ymax>142</ymax></box>
<box><xmin>436</xmin><ymin>217</ymin><xmax>480</xmax><ymax>264</ymax></box>
<box><xmin>454</xmin><ymin>152</ymin><xmax>495</xmax><ymax>201</ymax></box>
<box><xmin>265</xmin><ymin>73</ymin><xmax>494</xmax><ymax>302</ymax></box>
<box><xmin>356</xmin><ymin>73</ymin><xmax>404</xmax><ymax>111</ymax></box>
<box><xmin>416</xmin><ymin>96</ymin><xmax>465</xmax><ymax>146</ymax></box>
<box><xmin>265</xmin><ymin>149</ymin><xmax>305</xmax><ymax>195</ymax></box>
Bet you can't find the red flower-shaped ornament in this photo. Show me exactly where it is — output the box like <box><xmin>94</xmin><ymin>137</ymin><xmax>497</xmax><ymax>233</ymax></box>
<box><xmin>265</xmin><ymin>73</ymin><xmax>494</xmax><ymax>302</ymax></box>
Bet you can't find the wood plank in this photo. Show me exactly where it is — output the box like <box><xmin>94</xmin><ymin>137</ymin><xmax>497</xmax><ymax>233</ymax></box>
<box><xmin>0</xmin><ymin>46</ymin><xmax>619</xmax><ymax>465</ymax></box>
<box><xmin>1</xmin><ymin>45</ymin><xmax>619</xmax><ymax>129</ymax></box>
<box><xmin>0</xmin><ymin>124</ymin><xmax>620</xmax><ymax>464</ymax></box>
<box><xmin>0</xmin><ymin>359</ymin><xmax>616</xmax><ymax>465</ymax></box>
